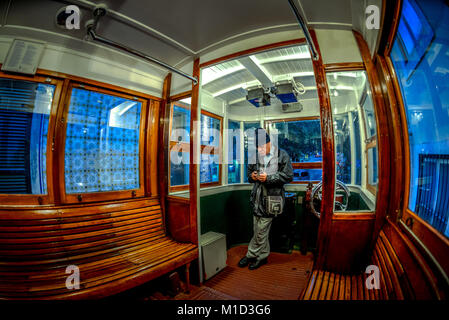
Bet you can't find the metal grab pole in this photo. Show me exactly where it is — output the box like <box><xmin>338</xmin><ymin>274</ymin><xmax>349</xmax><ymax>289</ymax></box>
<box><xmin>287</xmin><ymin>0</ymin><xmax>319</xmax><ymax>61</ymax></box>
<box><xmin>87</xmin><ymin>27</ymin><xmax>198</xmax><ymax>85</ymax></box>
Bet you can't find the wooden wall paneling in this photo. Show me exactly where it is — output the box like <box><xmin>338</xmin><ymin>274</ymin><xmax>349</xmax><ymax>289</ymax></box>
<box><xmin>158</xmin><ymin>73</ymin><xmax>172</xmax><ymax>231</ymax></box>
<box><xmin>148</xmin><ymin>100</ymin><xmax>160</xmax><ymax>197</ymax></box>
<box><xmin>383</xmin><ymin>219</ymin><xmax>441</xmax><ymax>299</ymax></box>
<box><xmin>325</xmin><ymin>216</ymin><xmax>375</xmax><ymax>273</ymax></box>
<box><xmin>354</xmin><ymin>31</ymin><xmax>391</xmax><ymax>253</ymax></box>
<box><xmin>189</xmin><ymin>58</ymin><xmax>200</xmax><ymax>245</ymax></box>
<box><xmin>309</xmin><ymin>29</ymin><xmax>336</xmax><ymax>270</ymax></box>
<box><xmin>166</xmin><ymin>195</ymin><xmax>191</xmax><ymax>242</ymax></box>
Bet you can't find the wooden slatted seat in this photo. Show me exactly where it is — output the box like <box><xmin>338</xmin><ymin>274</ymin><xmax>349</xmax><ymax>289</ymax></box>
<box><xmin>0</xmin><ymin>198</ymin><xmax>198</xmax><ymax>299</ymax></box>
<box><xmin>300</xmin><ymin>229</ymin><xmax>410</xmax><ymax>300</ymax></box>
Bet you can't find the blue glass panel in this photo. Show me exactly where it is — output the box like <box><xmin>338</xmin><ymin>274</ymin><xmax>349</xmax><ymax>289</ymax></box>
<box><xmin>171</xmin><ymin>105</ymin><xmax>190</xmax><ymax>142</ymax></box>
<box><xmin>0</xmin><ymin>79</ymin><xmax>54</xmax><ymax>194</ymax></box>
<box><xmin>243</xmin><ymin>122</ymin><xmax>261</xmax><ymax>182</ymax></box>
<box><xmin>200</xmin><ymin>153</ymin><xmax>219</xmax><ymax>183</ymax></box>
<box><xmin>293</xmin><ymin>169</ymin><xmax>322</xmax><ymax>182</ymax></box>
<box><xmin>391</xmin><ymin>0</ymin><xmax>449</xmax><ymax>237</ymax></box>
<box><xmin>170</xmin><ymin>151</ymin><xmax>189</xmax><ymax>186</ymax></box>
<box><xmin>228</xmin><ymin>120</ymin><xmax>241</xmax><ymax>184</ymax></box>
<box><xmin>64</xmin><ymin>88</ymin><xmax>141</xmax><ymax>193</ymax></box>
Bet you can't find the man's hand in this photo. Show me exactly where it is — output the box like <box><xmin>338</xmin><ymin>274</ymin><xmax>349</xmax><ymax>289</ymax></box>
<box><xmin>257</xmin><ymin>172</ymin><xmax>267</xmax><ymax>182</ymax></box>
<box><xmin>251</xmin><ymin>171</ymin><xmax>258</xmax><ymax>181</ymax></box>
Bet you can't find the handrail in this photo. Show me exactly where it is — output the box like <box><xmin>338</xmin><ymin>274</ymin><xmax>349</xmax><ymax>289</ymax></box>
<box><xmin>287</xmin><ymin>0</ymin><xmax>319</xmax><ymax>61</ymax></box>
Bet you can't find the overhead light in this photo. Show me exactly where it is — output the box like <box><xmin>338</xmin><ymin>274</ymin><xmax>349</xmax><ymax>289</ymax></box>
<box><xmin>274</xmin><ymin>80</ymin><xmax>304</xmax><ymax>103</ymax></box>
<box><xmin>246</xmin><ymin>87</ymin><xmax>270</xmax><ymax>108</ymax></box>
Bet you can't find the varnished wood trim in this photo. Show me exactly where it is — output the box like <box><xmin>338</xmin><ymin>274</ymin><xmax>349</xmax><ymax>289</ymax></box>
<box><xmin>35</xmin><ymin>68</ymin><xmax>161</xmax><ymax>101</ymax></box>
<box><xmin>157</xmin><ymin>75</ymin><xmax>170</xmax><ymax>233</ymax></box>
<box><xmin>189</xmin><ymin>58</ymin><xmax>200</xmax><ymax>245</ymax></box>
<box><xmin>166</xmin><ymin>195</ymin><xmax>190</xmax><ymax>204</ymax></box>
<box><xmin>292</xmin><ymin>162</ymin><xmax>322</xmax><ymax>169</ymax></box>
<box><xmin>383</xmin><ymin>0</ymin><xmax>403</xmax><ymax>57</ymax></box>
<box><xmin>332</xmin><ymin>212</ymin><xmax>376</xmax><ymax>221</ymax></box>
<box><xmin>170</xmin><ymin>91</ymin><xmax>192</xmax><ymax>102</ymax></box>
<box><xmin>324</xmin><ymin>62</ymin><xmax>365</xmax><ymax>72</ymax></box>
<box><xmin>169</xmin><ymin>185</ymin><xmax>189</xmax><ymax>193</ymax></box>
<box><xmin>199</xmin><ymin>38</ymin><xmax>307</xmax><ymax>68</ymax></box>
<box><xmin>309</xmin><ymin>29</ymin><xmax>336</xmax><ymax>270</ymax></box>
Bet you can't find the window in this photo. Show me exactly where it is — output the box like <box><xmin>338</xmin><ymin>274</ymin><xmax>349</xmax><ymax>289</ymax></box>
<box><xmin>228</xmin><ymin>120</ymin><xmax>241</xmax><ymax>184</ymax></box>
<box><xmin>243</xmin><ymin>121</ymin><xmax>261</xmax><ymax>182</ymax></box>
<box><xmin>391</xmin><ymin>0</ymin><xmax>449</xmax><ymax>237</ymax></box>
<box><xmin>169</xmin><ymin>101</ymin><xmax>190</xmax><ymax>190</ymax></box>
<box><xmin>0</xmin><ymin>77</ymin><xmax>56</xmax><ymax>197</ymax></box>
<box><xmin>327</xmin><ymin>70</ymin><xmax>378</xmax><ymax>211</ymax></box>
<box><xmin>168</xmin><ymin>100</ymin><xmax>222</xmax><ymax>190</ymax></box>
<box><xmin>200</xmin><ymin>111</ymin><xmax>222</xmax><ymax>185</ymax></box>
<box><xmin>63</xmin><ymin>84</ymin><xmax>145</xmax><ymax>202</ymax></box>
<box><xmin>266</xmin><ymin>118</ymin><xmax>322</xmax><ymax>183</ymax></box>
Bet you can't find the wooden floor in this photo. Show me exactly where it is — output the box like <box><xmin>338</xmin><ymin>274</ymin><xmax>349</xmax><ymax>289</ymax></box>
<box><xmin>144</xmin><ymin>245</ymin><xmax>314</xmax><ymax>300</ymax></box>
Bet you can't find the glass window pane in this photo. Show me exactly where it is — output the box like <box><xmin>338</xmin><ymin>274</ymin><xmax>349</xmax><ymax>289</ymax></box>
<box><xmin>201</xmin><ymin>113</ymin><xmax>220</xmax><ymax>147</ymax></box>
<box><xmin>361</xmin><ymin>84</ymin><xmax>377</xmax><ymax>139</ymax></box>
<box><xmin>327</xmin><ymin>70</ymin><xmax>378</xmax><ymax>212</ymax></box>
<box><xmin>243</xmin><ymin>122</ymin><xmax>261</xmax><ymax>182</ymax></box>
<box><xmin>64</xmin><ymin>88</ymin><xmax>142</xmax><ymax>194</ymax></box>
<box><xmin>200</xmin><ymin>153</ymin><xmax>219</xmax><ymax>183</ymax></box>
<box><xmin>170</xmin><ymin>151</ymin><xmax>189</xmax><ymax>186</ymax></box>
<box><xmin>171</xmin><ymin>104</ymin><xmax>190</xmax><ymax>143</ymax></box>
<box><xmin>293</xmin><ymin>168</ymin><xmax>322</xmax><ymax>182</ymax></box>
<box><xmin>228</xmin><ymin>120</ymin><xmax>241</xmax><ymax>184</ymax></box>
<box><xmin>268</xmin><ymin>120</ymin><xmax>322</xmax><ymax>163</ymax></box>
<box><xmin>390</xmin><ymin>0</ymin><xmax>449</xmax><ymax>237</ymax></box>
<box><xmin>367</xmin><ymin>147</ymin><xmax>378</xmax><ymax>186</ymax></box>
<box><xmin>0</xmin><ymin>79</ymin><xmax>54</xmax><ymax>194</ymax></box>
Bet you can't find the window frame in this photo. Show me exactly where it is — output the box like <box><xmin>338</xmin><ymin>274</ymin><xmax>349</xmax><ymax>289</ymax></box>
<box><xmin>0</xmin><ymin>72</ymin><xmax>63</xmax><ymax>206</ymax></box>
<box><xmin>168</xmin><ymin>101</ymin><xmax>223</xmax><ymax>192</ymax></box>
<box><xmin>58</xmin><ymin>82</ymin><xmax>148</xmax><ymax>204</ymax></box>
<box><xmin>265</xmin><ymin>116</ymin><xmax>322</xmax><ymax>184</ymax></box>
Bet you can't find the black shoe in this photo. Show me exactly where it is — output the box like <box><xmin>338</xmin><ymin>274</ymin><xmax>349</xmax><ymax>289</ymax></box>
<box><xmin>238</xmin><ymin>256</ymin><xmax>255</xmax><ymax>268</ymax></box>
<box><xmin>248</xmin><ymin>258</ymin><xmax>267</xmax><ymax>270</ymax></box>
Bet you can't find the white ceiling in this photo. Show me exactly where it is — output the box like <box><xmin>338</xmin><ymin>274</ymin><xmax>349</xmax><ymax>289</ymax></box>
<box><xmin>1</xmin><ymin>0</ymin><xmax>382</xmax><ymax>69</ymax></box>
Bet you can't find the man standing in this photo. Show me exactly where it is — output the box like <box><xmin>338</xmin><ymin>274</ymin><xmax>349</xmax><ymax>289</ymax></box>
<box><xmin>238</xmin><ymin>128</ymin><xmax>293</xmax><ymax>270</ymax></box>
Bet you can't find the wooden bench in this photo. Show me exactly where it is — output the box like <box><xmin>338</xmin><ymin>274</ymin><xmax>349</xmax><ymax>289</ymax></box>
<box><xmin>0</xmin><ymin>198</ymin><xmax>198</xmax><ymax>299</ymax></box>
<box><xmin>300</xmin><ymin>228</ymin><xmax>414</xmax><ymax>300</ymax></box>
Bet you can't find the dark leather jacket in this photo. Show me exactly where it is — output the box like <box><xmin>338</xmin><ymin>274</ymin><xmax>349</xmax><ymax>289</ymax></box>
<box><xmin>247</xmin><ymin>148</ymin><xmax>293</xmax><ymax>217</ymax></box>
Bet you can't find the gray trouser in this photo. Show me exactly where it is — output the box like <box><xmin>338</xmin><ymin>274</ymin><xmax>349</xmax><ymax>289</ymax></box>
<box><xmin>246</xmin><ymin>216</ymin><xmax>273</xmax><ymax>261</ymax></box>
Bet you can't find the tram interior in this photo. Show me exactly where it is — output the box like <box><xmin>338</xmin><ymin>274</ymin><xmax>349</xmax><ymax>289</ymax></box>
<box><xmin>0</xmin><ymin>0</ymin><xmax>448</xmax><ymax>301</ymax></box>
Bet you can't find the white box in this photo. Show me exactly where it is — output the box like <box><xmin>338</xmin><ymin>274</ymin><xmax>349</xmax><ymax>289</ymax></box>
<box><xmin>201</xmin><ymin>232</ymin><xmax>227</xmax><ymax>280</ymax></box>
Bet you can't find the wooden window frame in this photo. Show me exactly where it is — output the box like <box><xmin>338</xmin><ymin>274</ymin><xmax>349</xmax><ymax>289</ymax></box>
<box><xmin>168</xmin><ymin>101</ymin><xmax>223</xmax><ymax>192</ymax></box>
<box><xmin>0</xmin><ymin>72</ymin><xmax>63</xmax><ymax>206</ymax></box>
<box><xmin>58</xmin><ymin>82</ymin><xmax>149</xmax><ymax>204</ymax></box>
<box><xmin>265</xmin><ymin>116</ymin><xmax>322</xmax><ymax>184</ymax></box>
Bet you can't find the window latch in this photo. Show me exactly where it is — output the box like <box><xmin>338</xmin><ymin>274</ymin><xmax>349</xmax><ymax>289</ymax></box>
<box><xmin>77</xmin><ymin>195</ymin><xmax>83</xmax><ymax>202</ymax></box>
